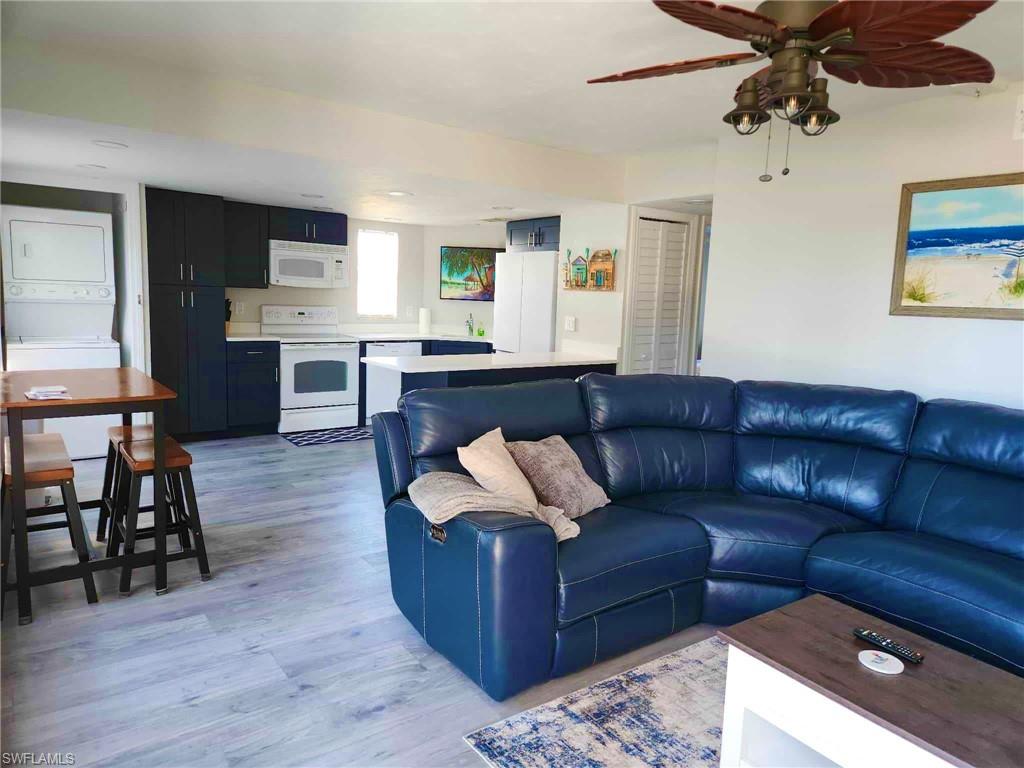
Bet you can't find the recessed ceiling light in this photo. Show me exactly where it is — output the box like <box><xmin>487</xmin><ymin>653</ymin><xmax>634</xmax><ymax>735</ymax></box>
<box><xmin>491</xmin><ymin>205</ymin><xmax>515</xmax><ymax>211</ymax></box>
<box><xmin>300</xmin><ymin>193</ymin><xmax>325</xmax><ymax>199</ymax></box>
<box><xmin>76</xmin><ymin>163</ymin><xmax>107</xmax><ymax>170</ymax></box>
<box><xmin>382</xmin><ymin>217</ymin><xmax>403</xmax><ymax>222</ymax></box>
<box><xmin>386</xmin><ymin>190</ymin><xmax>413</xmax><ymax>197</ymax></box>
<box><xmin>312</xmin><ymin>205</ymin><xmax>336</xmax><ymax>211</ymax></box>
<box><xmin>92</xmin><ymin>140</ymin><xmax>129</xmax><ymax>150</ymax></box>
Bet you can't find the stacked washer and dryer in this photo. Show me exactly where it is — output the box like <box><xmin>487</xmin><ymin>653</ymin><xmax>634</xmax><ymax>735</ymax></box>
<box><xmin>1</xmin><ymin>205</ymin><xmax>122</xmax><ymax>459</ymax></box>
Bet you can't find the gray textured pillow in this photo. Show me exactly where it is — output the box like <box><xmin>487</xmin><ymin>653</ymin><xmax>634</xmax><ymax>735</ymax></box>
<box><xmin>506</xmin><ymin>435</ymin><xmax>610</xmax><ymax>519</ymax></box>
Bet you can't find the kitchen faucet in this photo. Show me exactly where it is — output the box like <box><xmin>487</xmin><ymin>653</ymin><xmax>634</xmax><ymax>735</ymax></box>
<box><xmin>466</xmin><ymin>313</ymin><xmax>474</xmax><ymax>336</ymax></box>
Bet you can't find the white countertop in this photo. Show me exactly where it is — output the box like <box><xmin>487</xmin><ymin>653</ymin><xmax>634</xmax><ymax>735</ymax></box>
<box><xmin>361</xmin><ymin>351</ymin><xmax>617</xmax><ymax>373</ymax></box>
<box><xmin>355</xmin><ymin>332</ymin><xmax>492</xmax><ymax>343</ymax></box>
<box><xmin>227</xmin><ymin>336</ymin><xmax>280</xmax><ymax>342</ymax></box>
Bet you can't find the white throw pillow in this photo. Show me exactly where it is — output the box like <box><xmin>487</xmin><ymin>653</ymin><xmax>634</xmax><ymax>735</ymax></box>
<box><xmin>457</xmin><ymin>427</ymin><xmax>538</xmax><ymax>509</ymax></box>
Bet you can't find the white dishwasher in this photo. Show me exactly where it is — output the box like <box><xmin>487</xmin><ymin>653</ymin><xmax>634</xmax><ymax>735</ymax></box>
<box><xmin>365</xmin><ymin>341</ymin><xmax>422</xmax><ymax>420</ymax></box>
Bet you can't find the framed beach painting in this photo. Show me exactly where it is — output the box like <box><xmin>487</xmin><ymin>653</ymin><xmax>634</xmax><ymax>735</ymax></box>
<box><xmin>890</xmin><ymin>172</ymin><xmax>1024</xmax><ymax>320</ymax></box>
<box><xmin>439</xmin><ymin>246</ymin><xmax>497</xmax><ymax>301</ymax></box>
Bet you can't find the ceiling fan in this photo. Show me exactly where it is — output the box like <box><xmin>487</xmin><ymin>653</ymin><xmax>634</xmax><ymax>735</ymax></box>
<box><xmin>588</xmin><ymin>1</ymin><xmax>996</xmax><ymax>138</ymax></box>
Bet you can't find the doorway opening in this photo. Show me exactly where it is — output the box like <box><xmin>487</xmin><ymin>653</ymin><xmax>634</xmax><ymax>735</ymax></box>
<box><xmin>621</xmin><ymin>197</ymin><xmax>712</xmax><ymax>376</ymax></box>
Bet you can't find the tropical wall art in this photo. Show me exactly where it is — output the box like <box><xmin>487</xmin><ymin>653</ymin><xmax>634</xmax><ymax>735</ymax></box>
<box><xmin>439</xmin><ymin>246</ymin><xmax>497</xmax><ymax>301</ymax></box>
<box><xmin>562</xmin><ymin>248</ymin><xmax>617</xmax><ymax>291</ymax></box>
<box><xmin>890</xmin><ymin>172</ymin><xmax>1024</xmax><ymax>320</ymax></box>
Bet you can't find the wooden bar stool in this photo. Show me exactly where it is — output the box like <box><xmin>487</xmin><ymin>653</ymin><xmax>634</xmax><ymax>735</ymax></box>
<box><xmin>1</xmin><ymin>434</ymin><xmax>98</xmax><ymax>607</ymax></box>
<box><xmin>107</xmin><ymin>437</ymin><xmax>211</xmax><ymax>595</ymax></box>
<box><xmin>97</xmin><ymin>424</ymin><xmax>153</xmax><ymax>542</ymax></box>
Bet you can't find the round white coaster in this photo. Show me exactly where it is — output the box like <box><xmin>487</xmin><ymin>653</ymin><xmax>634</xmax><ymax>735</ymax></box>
<box><xmin>858</xmin><ymin>649</ymin><xmax>905</xmax><ymax>675</ymax></box>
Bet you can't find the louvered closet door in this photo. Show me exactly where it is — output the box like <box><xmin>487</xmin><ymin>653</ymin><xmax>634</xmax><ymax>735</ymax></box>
<box><xmin>629</xmin><ymin>219</ymin><xmax>689</xmax><ymax>374</ymax></box>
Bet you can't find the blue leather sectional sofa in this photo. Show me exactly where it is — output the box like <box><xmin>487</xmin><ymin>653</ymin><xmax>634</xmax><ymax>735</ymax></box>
<box><xmin>372</xmin><ymin>374</ymin><xmax>1024</xmax><ymax>700</ymax></box>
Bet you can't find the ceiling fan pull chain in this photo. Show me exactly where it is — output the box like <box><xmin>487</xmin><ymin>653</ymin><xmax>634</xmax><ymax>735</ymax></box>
<box><xmin>782</xmin><ymin>120</ymin><xmax>792</xmax><ymax>176</ymax></box>
<box><xmin>759</xmin><ymin>117</ymin><xmax>773</xmax><ymax>183</ymax></box>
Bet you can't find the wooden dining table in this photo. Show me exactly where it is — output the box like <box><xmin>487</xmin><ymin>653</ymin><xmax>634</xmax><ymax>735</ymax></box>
<box><xmin>1</xmin><ymin>367</ymin><xmax>176</xmax><ymax>624</ymax></box>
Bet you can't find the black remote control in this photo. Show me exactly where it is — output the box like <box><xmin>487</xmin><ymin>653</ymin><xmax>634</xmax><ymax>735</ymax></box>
<box><xmin>853</xmin><ymin>627</ymin><xmax>924</xmax><ymax>664</ymax></box>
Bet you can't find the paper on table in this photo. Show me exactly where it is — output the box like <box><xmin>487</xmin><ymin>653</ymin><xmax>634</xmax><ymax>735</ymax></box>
<box><xmin>25</xmin><ymin>385</ymin><xmax>71</xmax><ymax>400</ymax></box>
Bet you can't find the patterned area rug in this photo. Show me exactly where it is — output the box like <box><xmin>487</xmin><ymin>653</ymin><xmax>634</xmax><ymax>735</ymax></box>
<box><xmin>280</xmin><ymin>426</ymin><xmax>374</xmax><ymax>446</ymax></box>
<box><xmin>466</xmin><ymin>637</ymin><xmax>728</xmax><ymax>768</ymax></box>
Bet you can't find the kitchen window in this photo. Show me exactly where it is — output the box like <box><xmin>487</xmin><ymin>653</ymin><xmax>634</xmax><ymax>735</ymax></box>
<box><xmin>357</xmin><ymin>229</ymin><xmax>399</xmax><ymax>318</ymax></box>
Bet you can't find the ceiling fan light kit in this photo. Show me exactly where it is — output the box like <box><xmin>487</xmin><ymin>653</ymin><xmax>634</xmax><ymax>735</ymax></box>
<box><xmin>590</xmin><ymin>0</ymin><xmax>997</xmax><ymax>176</ymax></box>
<box><xmin>724</xmin><ymin>77</ymin><xmax>771</xmax><ymax>134</ymax></box>
<box><xmin>799</xmin><ymin>78</ymin><xmax>841</xmax><ymax>136</ymax></box>
<box><xmin>768</xmin><ymin>55</ymin><xmax>815</xmax><ymax>120</ymax></box>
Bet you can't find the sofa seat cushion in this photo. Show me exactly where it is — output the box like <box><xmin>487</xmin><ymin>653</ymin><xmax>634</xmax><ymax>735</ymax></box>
<box><xmin>556</xmin><ymin>505</ymin><xmax>708</xmax><ymax>626</ymax></box>
<box><xmin>620</xmin><ymin>492</ymin><xmax>874</xmax><ymax>586</ymax></box>
<box><xmin>807</xmin><ymin>531</ymin><xmax>1024</xmax><ymax>675</ymax></box>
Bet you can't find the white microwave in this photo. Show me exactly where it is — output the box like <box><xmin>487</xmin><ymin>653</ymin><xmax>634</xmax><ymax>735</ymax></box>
<box><xmin>269</xmin><ymin>239</ymin><xmax>349</xmax><ymax>289</ymax></box>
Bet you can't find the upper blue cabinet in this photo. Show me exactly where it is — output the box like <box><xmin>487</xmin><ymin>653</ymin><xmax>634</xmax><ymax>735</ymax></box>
<box><xmin>506</xmin><ymin>216</ymin><xmax>560</xmax><ymax>252</ymax></box>
<box><xmin>268</xmin><ymin>206</ymin><xmax>348</xmax><ymax>246</ymax></box>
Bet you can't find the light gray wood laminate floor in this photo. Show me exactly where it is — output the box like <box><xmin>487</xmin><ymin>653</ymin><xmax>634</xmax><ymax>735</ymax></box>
<box><xmin>1</xmin><ymin>435</ymin><xmax>714</xmax><ymax>767</ymax></box>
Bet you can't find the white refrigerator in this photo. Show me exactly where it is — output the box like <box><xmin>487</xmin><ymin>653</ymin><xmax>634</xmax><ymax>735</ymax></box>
<box><xmin>493</xmin><ymin>250</ymin><xmax>558</xmax><ymax>353</ymax></box>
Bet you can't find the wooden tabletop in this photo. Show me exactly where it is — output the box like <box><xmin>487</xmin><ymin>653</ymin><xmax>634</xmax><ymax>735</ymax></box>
<box><xmin>0</xmin><ymin>367</ymin><xmax>176</xmax><ymax>409</ymax></box>
<box><xmin>717</xmin><ymin>594</ymin><xmax>1024</xmax><ymax>768</ymax></box>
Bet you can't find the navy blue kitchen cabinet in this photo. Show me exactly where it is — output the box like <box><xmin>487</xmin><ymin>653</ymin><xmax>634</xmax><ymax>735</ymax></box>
<box><xmin>227</xmin><ymin>342</ymin><xmax>280</xmax><ymax>428</ymax></box>
<box><xmin>268</xmin><ymin>206</ymin><xmax>347</xmax><ymax>245</ymax></box>
<box><xmin>146</xmin><ymin>187</ymin><xmax>225</xmax><ymax>286</ymax></box>
<box><xmin>148</xmin><ymin>284</ymin><xmax>227</xmax><ymax>436</ymax></box>
<box><xmin>225</xmin><ymin>201</ymin><xmax>269</xmax><ymax>288</ymax></box>
<box><xmin>505</xmin><ymin>216</ymin><xmax>560</xmax><ymax>252</ymax></box>
<box><xmin>428</xmin><ymin>340</ymin><xmax>492</xmax><ymax>355</ymax></box>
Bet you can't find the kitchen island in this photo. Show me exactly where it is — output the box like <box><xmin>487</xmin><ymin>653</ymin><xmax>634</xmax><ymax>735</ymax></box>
<box><xmin>361</xmin><ymin>351</ymin><xmax>617</xmax><ymax>420</ymax></box>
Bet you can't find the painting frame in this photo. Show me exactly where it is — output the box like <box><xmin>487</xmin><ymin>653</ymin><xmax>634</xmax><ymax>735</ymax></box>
<box><xmin>890</xmin><ymin>171</ymin><xmax>1024</xmax><ymax>321</ymax></box>
<box><xmin>439</xmin><ymin>246</ymin><xmax>497</xmax><ymax>302</ymax></box>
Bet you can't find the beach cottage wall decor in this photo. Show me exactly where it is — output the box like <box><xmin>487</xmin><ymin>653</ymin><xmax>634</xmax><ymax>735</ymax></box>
<box><xmin>890</xmin><ymin>172</ymin><xmax>1024</xmax><ymax>320</ymax></box>
<box><xmin>562</xmin><ymin>248</ymin><xmax>616</xmax><ymax>291</ymax></box>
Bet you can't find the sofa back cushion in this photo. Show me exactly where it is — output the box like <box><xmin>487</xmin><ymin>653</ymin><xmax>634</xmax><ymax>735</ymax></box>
<box><xmin>579</xmin><ymin>373</ymin><xmax>735</xmax><ymax>500</ymax></box>
<box><xmin>887</xmin><ymin>399</ymin><xmax>1024</xmax><ymax>559</ymax></box>
<box><xmin>734</xmin><ymin>381</ymin><xmax>919</xmax><ymax>525</ymax></box>
<box><xmin>398</xmin><ymin>379</ymin><xmax>604</xmax><ymax>486</ymax></box>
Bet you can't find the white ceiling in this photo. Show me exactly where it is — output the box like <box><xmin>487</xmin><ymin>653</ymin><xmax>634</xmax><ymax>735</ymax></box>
<box><xmin>1</xmin><ymin>109</ymin><xmax>584</xmax><ymax>226</ymax></box>
<box><xmin>4</xmin><ymin>0</ymin><xmax>1022</xmax><ymax>155</ymax></box>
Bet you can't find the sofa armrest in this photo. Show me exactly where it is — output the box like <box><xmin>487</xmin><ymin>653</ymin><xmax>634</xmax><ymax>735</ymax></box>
<box><xmin>372</xmin><ymin>411</ymin><xmax>415</xmax><ymax>507</ymax></box>
<box><xmin>385</xmin><ymin>498</ymin><xmax>557</xmax><ymax>700</ymax></box>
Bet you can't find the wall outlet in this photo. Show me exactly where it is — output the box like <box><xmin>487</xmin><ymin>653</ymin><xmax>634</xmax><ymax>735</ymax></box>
<box><xmin>234</xmin><ymin>301</ymin><xmax>247</xmax><ymax>318</ymax></box>
<box><xmin>564</xmin><ymin>315</ymin><xmax>577</xmax><ymax>332</ymax></box>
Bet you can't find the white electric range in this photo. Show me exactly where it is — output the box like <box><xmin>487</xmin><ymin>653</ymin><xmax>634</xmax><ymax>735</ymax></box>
<box><xmin>260</xmin><ymin>305</ymin><xmax>359</xmax><ymax>432</ymax></box>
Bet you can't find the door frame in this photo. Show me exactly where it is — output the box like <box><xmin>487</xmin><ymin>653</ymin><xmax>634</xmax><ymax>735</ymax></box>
<box><xmin>620</xmin><ymin>205</ymin><xmax>703</xmax><ymax>376</ymax></box>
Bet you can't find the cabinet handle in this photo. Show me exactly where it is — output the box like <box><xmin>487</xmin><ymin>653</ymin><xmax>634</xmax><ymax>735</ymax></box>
<box><xmin>313</xmin><ymin>223</ymin><xmax>317</xmax><ymax>239</ymax></box>
<box><xmin>190</xmin><ymin>291</ymin><xmax>194</xmax><ymax>308</ymax></box>
<box><xmin>189</xmin><ymin>264</ymin><xmax>194</xmax><ymax>282</ymax></box>
<box><xmin>180</xmin><ymin>291</ymin><xmax>184</xmax><ymax>308</ymax></box>
<box><xmin>305</xmin><ymin>222</ymin><xmax>309</xmax><ymax>238</ymax></box>
<box><xmin>179</xmin><ymin>263</ymin><xmax>184</xmax><ymax>281</ymax></box>
<box><xmin>246</xmin><ymin>351</ymin><xmax>265</xmax><ymax>355</ymax></box>
<box><xmin>275</xmin><ymin>367</ymin><xmax>279</xmax><ymax>383</ymax></box>
<box><xmin>264</xmin><ymin>268</ymin><xmax>268</xmax><ymax>286</ymax></box>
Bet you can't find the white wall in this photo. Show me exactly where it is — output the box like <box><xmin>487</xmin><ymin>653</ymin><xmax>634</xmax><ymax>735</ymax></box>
<box><xmin>421</xmin><ymin>223</ymin><xmax>505</xmax><ymax>335</ymax></box>
<box><xmin>699</xmin><ymin>87</ymin><xmax>1024</xmax><ymax>408</ymax></box>
<box><xmin>555</xmin><ymin>202</ymin><xmax>630</xmax><ymax>358</ymax></box>
<box><xmin>624</xmin><ymin>141</ymin><xmax>718</xmax><ymax>204</ymax></box>
<box><xmin>225</xmin><ymin>218</ymin><xmax>424</xmax><ymax>325</ymax></box>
